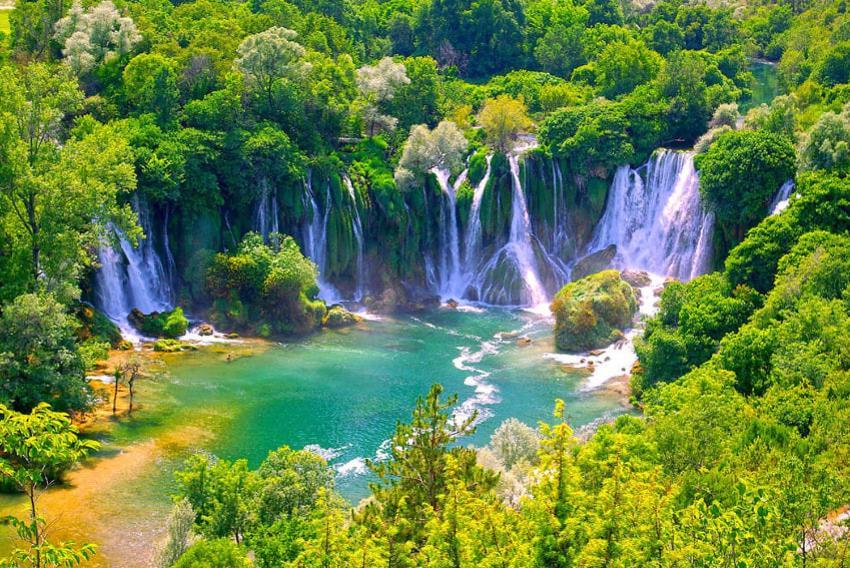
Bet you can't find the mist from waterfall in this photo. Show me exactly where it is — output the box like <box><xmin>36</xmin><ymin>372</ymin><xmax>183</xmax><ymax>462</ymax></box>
<box><xmin>587</xmin><ymin>150</ymin><xmax>714</xmax><ymax>281</ymax></box>
<box><xmin>94</xmin><ymin>196</ymin><xmax>174</xmax><ymax>331</ymax></box>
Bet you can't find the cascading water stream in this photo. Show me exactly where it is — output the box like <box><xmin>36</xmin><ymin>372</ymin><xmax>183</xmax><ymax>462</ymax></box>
<box><xmin>343</xmin><ymin>175</ymin><xmax>366</xmax><ymax>301</ymax></box>
<box><xmin>254</xmin><ymin>180</ymin><xmax>280</xmax><ymax>240</ymax></box>
<box><xmin>770</xmin><ymin>179</ymin><xmax>795</xmax><ymax>215</ymax></box>
<box><xmin>462</xmin><ymin>155</ymin><xmax>492</xmax><ymax>286</ymax></box>
<box><xmin>94</xmin><ymin>196</ymin><xmax>174</xmax><ymax>333</ymax></box>
<box><xmin>587</xmin><ymin>150</ymin><xmax>713</xmax><ymax>281</ymax></box>
<box><xmin>432</xmin><ymin>168</ymin><xmax>465</xmax><ymax>298</ymax></box>
<box><xmin>302</xmin><ymin>173</ymin><xmax>342</xmax><ymax>303</ymax></box>
<box><xmin>505</xmin><ymin>154</ymin><xmax>548</xmax><ymax>306</ymax></box>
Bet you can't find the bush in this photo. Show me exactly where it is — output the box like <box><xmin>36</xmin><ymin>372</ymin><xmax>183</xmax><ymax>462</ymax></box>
<box><xmin>172</xmin><ymin>539</ymin><xmax>249</xmax><ymax>568</ymax></box>
<box><xmin>551</xmin><ymin>270</ymin><xmax>638</xmax><ymax>352</ymax></box>
<box><xmin>129</xmin><ymin>307</ymin><xmax>189</xmax><ymax>339</ymax></box>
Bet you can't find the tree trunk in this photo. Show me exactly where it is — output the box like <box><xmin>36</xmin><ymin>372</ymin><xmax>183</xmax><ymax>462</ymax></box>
<box><xmin>28</xmin><ymin>483</ymin><xmax>42</xmax><ymax>568</ymax></box>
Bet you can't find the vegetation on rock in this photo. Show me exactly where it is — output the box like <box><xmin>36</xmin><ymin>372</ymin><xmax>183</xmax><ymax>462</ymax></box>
<box><xmin>551</xmin><ymin>270</ymin><xmax>637</xmax><ymax>352</ymax></box>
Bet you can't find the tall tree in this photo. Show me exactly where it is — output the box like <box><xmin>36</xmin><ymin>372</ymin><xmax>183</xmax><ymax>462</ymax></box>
<box><xmin>0</xmin><ymin>63</ymin><xmax>138</xmax><ymax>299</ymax></box>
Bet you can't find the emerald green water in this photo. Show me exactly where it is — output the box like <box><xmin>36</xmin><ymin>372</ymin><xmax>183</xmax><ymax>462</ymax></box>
<box><xmin>1</xmin><ymin>309</ymin><xmax>627</xmax><ymax>565</ymax></box>
<box><xmin>741</xmin><ymin>60</ymin><xmax>782</xmax><ymax>112</ymax></box>
<box><xmin>127</xmin><ymin>309</ymin><xmax>624</xmax><ymax>499</ymax></box>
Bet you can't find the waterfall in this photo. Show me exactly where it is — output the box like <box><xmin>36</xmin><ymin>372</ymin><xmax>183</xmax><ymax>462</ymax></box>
<box><xmin>254</xmin><ymin>180</ymin><xmax>279</xmax><ymax>239</ymax></box>
<box><xmin>94</xmin><ymin>196</ymin><xmax>174</xmax><ymax>330</ymax></box>
<box><xmin>462</xmin><ymin>156</ymin><xmax>492</xmax><ymax>284</ymax></box>
<box><xmin>464</xmin><ymin>153</ymin><xmax>549</xmax><ymax>307</ymax></box>
<box><xmin>343</xmin><ymin>175</ymin><xmax>366</xmax><ymax>301</ymax></box>
<box><xmin>769</xmin><ymin>179</ymin><xmax>795</xmax><ymax>215</ymax></box>
<box><xmin>302</xmin><ymin>173</ymin><xmax>342</xmax><ymax>304</ymax></box>
<box><xmin>587</xmin><ymin>150</ymin><xmax>713</xmax><ymax>281</ymax></box>
<box><xmin>505</xmin><ymin>154</ymin><xmax>548</xmax><ymax>306</ymax></box>
<box><xmin>432</xmin><ymin>168</ymin><xmax>465</xmax><ymax>298</ymax></box>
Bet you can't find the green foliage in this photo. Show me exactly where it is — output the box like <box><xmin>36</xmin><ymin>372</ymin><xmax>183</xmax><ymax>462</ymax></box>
<box><xmin>552</xmin><ymin>270</ymin><xmax>637</xmax><ymax>352</ymax></box>
<box><xmin>0</xmin><ymin>403</ymin><xmax>99</xmax><ymax>567</ymax></box>
<box><xmin>130</xmin><ymin>307</ymin><xmax>189</xmax><ymax>339</ymax></box>
<box><xmin>0</xmin><ymin>293</ymin><xmax>89</xmax><ymax>413</ymax></box>
<box><xmin>172</xmin><ymin>538</ymin><xmax>250</xmax><ymax>568</ymax></box>
<box><xmin>634</xmin><ymin>274</ymin><xmax>760</xmax><ymax>393</ymax></box>
<box><xmin>206</xmin><ymin>232</ymin><xmax>323</xmax><ymax>336</ymax></box>
<box><xmin>695</xmin><ymin>129</ymin><xmax>796</xmax><ymax>245</ymax></box>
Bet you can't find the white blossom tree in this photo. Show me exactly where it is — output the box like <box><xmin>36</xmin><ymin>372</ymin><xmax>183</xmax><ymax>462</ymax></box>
<box><xmin>234</xmin><ymin>26</ymin><xmax>310</xmax><ymax>110</ymax></box>
<box><xmin>394</xmin><ymin>120</ymin><xmax>468</xmax><ymax>189</ymax></box>
<box><xmin>54</xmin><ymin>1</ymin><xmax>141</xmax><ymax>75</ymax></box>
<box><xmin>356</xmin><ymin>57</ymin><xmax>410</xmax><ymax>136</ymax></box>
<box><xmin>798</xmin><ymin>102</ymin><xmax>850</xmax><ymax>174</ymax></box>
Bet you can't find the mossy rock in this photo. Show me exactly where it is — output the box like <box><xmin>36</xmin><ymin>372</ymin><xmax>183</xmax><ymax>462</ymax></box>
<box><xmin>128</xmin><ymin>307</ymin><xmax>189</xmax><ymax>339</ymax></box>
<box><xmin>74</xmin><ymin>303</ymin><xmax>122</xmax><ymax>347</ymax></box>
<box><xmin>552</xmin><ymin>270</ymin><xmax>638</xmax><ymax>353</ymax></box>
<box><xmin>153</xmin><ymin>338</ymin><xmax>192</xmax><ymax>352</ymax></box>
<box><xmin>571</xmin><ymin>245</ymin><xmax>617</xmax><ymax>281</ymax></box>
<box><xmin>322</xmin><ymin>305</ymin><xmax>363</xmax><ymax>329</ymax></box>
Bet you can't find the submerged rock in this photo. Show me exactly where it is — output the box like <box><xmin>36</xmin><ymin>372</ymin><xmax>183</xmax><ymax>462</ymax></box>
<box><xmin>551</xmin><ymin>270</ymin><xmax>638</xmax><ymax>353</ymax></box>
<box><xmin>197</xmin><ymin>323</ymin><xmax>214</xmax><ymax>336</ymax></box>
<box><xmin>517</xmin><ymin>336</ymin><xmax>532</xmax><ymax>346</ymax></box>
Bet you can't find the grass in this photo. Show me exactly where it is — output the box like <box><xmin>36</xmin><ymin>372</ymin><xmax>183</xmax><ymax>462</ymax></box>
<box><xmin>0</xmin><ymin>11</ymin><xmax>10</xmax><ymax>35</ymax></box>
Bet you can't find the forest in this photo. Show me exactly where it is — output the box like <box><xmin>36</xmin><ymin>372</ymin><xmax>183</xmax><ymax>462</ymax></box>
<box><xmin>1</xmin><ymin>0</ymin><xmax>850</xmax><ymax>564</ymax></box>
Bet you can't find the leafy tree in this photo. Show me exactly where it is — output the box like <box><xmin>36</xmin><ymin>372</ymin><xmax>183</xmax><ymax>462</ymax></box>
<box><xmin>476</xmin><ymin>95</ymin><xmax>531</xmax><ymax>153</ymax></box>
<box><xmin>366</xmin><ymin>384</ymin><xmax>497</xmax><ymax>545</ymax></box>
<box><xmin>0</xmin><ymin>403</ymin><xmax>99</xmax><ymax>568</ymax></box>
<box><xmin>489</xmin><ymin>417</ymin><xmax>539</xmax><ymax>469</ymax></box>
<box><xmin>175</xmin><ymin>454</ymin><xmax>255</xmax><ymax>544</ymax></box>
<box><xmin>0</xmin><ymin>64</ymin><xmax>137</xmax><ymax>298</ymax></box>
<box><xmin>172</xmin><ymin>538</ymin><xmax>250</xmax><ymax>568</ymax></box>
<box><xmin>0</xmin><ymin>293</ymin><xmax>89</xmax><ymax>413</ymax></box>
<box><xmin>235</xmin><ymin>26</ymin><xmax>310</xmax><ymax>114</ymax></box>
<box><xmin>594</xmin><ymin>40</ymin><xmax>662</xmax><ymax>99</ymax></box>
<box><xmin>695</xmin><ymin>129</ymin><xmax>796</xmax><ymax>243</ymax></box>
<box><xmin>815</xmin><ymin>40</ymin><xmax>850</xmax><ymax>86</ymax></box>
<box><xmin>122</xmin><ymin>53</ymin><xmax>180</xmax><ymax>127</ymax></box>
<box><xmin>797</xmin><ymin>102</ymin><xmax>850</xmax><ymax>175</ymax></box>
<box><xmin>152</xmin><ymin>499</ymin><xmax>196</xmax><ymax>568</ymax></box>
<box><xmin>53</xmin><ymin>1</ymin><xmax>141</xmax><ymax>75</ymax></box>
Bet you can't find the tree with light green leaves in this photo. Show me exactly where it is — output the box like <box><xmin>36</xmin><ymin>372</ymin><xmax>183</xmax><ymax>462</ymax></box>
<box><xmin>477</xmin><ymin>95</ymin><xmax>532</xmax><ymax>154</ymax></box>
<box><xmin>0</xmin><ymin>403</ymin><xmax>100</xmax><ymax>568</ymax></box>
<box><xmin>0</xmin><ymin>63</ymin><xmax>138</xmax><ymax>301</ymax></box>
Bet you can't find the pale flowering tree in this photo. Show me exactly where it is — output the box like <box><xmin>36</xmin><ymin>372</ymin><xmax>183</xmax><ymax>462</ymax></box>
<box><xmin>798</xmin><ymin>102</ymin><xmax>850</xmax><ymax>174</ymax></box>
<box><xmin>394</xmin><ymin>120</ymin><xmax>468</xmax><ymax>189</ymax></box>
<box><xmin>356</xmin><ymin>57</ymin><xmax>410</xmax><ymax>136</ymax></box>
<box><xmin>234</xmin><ymin>26</ymin><xmax>310</xmax><ymax>109</ymax></box>
<box><xmin>54</xmin><ymin>1</ymin><xmax>141</xmax><ymax>75</ymax></box>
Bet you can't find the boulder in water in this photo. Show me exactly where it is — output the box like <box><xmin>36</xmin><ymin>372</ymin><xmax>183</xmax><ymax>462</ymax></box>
<box><xmin>445</xmin><ymin>298</ymin><xmax>459</xmax><ymax>309</ymax></box>
<box><xmin>197</xmin><ymin>323</ymin><xmax>214</xmax><ymax>336</ymax></box>
<box><xmin>571</xmin><ymin>245</ymin><xmax>617</xmax><ymax>281</ymax></box>
<box><xmin>129</xmin><ymin>307</ymin><xmax>189</xmax><ymax>339</ymax></box>
<box><xmin>551</xmin><ymin>270</ymin><xmax>638</xmax><ymax>353</ymax></box>
<box><xmin>516</xmin><ymin>336</ymin><xmax>532</xmax><ymax>346</ymax></box>
<box><xmin>323</xmin><ymin>306</ymin><xmax>363</xmax><ymax>329</ymax></box>
<box><xmin>621</xmin><ymin>270</ymin><xmax>651</xmax><ymax>288</ymax></box>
